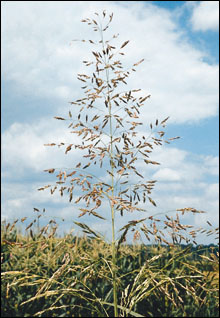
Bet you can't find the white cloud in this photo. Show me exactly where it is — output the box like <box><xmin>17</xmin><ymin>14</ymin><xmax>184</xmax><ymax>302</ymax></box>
<box><xmin>1</xmin><ymin>118</ymin><xmax>83</xmax><ymax>174</ymax></box>
<box><xmin>190</xmin><ymin>1</ymin><xmax>219</xmax><ymax>31</ymax></box>
<box><xmin>2</xmin><ymin>117</ymin><xmax>219</xmax><ymax>235</ymax></box>
<box><xmin>205</xmin><ymin>183</ymin><xmax>219</xmax><ymax>198</ymax></box>
<box><xmin>146</xmin><ymin>146</ymin><xmax>219</xmax><ymax>183</ymax></box>
<box><xmin>2</xmin><ymin>1</ymin><xmax>218</xmax><ymax>124</ymax></box>
<box><xmin>203</xmin><ymin>155</ymin><xmax>219</xmax><ymax>176</ymax></box>
<box><xmin>153</xmin><ymin>167</ymin><xmax>182</xmax><ymax>181</ymax></box>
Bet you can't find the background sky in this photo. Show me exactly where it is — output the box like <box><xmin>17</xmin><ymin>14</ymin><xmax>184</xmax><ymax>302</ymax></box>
<box><xmin>1</xmin><ymin>1</ymin><xmax>219</xmax><ymax>244</ymax></box>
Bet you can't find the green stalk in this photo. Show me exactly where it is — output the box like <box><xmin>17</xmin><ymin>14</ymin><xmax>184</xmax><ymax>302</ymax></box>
<box><xmin>109</xmin><ymin>97</ymin><xmax>118</xmax><ymax>318</ymax></box>
<box><xmin>99</xmin><ymin>24</ymin><xmax>118</xmax><ymax>317</ymax></box>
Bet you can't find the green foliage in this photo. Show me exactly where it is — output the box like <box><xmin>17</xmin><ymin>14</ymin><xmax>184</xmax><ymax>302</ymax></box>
<box><xmin>1</xmin><ymin>226</ymin><xmax>219</xmax><ymax>317</ymax></box>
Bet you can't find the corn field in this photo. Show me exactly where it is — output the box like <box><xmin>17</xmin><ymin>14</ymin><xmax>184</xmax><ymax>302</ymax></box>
<box><xmin>1</xmin><ymin>219</ymin><xmax>219</xmax><ymax>317</ymax></box>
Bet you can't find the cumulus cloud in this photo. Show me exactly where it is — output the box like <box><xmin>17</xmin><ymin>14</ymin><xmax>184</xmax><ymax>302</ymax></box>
<box><xmin>190</xmin><ymin>1</ymin><xmax>219</xmax><ymax>32</ymax></box>
<box><xmin>203</xmin><ymin>155</ymin><xmax>219</xmax><ymax>176</ymax></box>
<box><xmin>153</xmin><ymin>168</ymin><xmax>182</xmax><ymax>181</ymax></box>
<box><xmin>149</xmin><ymin>147</ymin><xmax>219</xmax><ymax>182</ymax></box>
<box><xmin>1</xmin><ymin>117</ymin><xmax>84</xmax><ymax>178</ymax></box>
<box><xmin>2</xmin><ymin>1</ymin><xmax>218</xmax><ymax>124</ymax></box>
<box><xmin>2</xmin><ymin>117</ymin><xmax>219</xmax><ymax>231</ymax></box>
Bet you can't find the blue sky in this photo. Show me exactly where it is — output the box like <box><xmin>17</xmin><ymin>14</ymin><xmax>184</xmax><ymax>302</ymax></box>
<box><xmin>1</xmin><ymin>1</ymin><xmax>219</xmax><ymax>244</ymax></box>
<box><xmin>153</xmin><ymin>1</ymin><xmax>219</xmax><ymax>63</ymax></box>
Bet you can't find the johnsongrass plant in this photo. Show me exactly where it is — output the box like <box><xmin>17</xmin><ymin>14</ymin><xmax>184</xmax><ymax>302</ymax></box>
<box><xmin>36</xmin><ymin>11</ymin><xmax>218</xmax><ymax>317</ymax></box>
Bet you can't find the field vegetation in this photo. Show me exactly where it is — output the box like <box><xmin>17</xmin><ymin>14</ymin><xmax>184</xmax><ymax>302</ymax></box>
<box><xmin>1</xmin><ymin>219</ymin><xmax>219</xmax><ymax>317</ymax></box>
